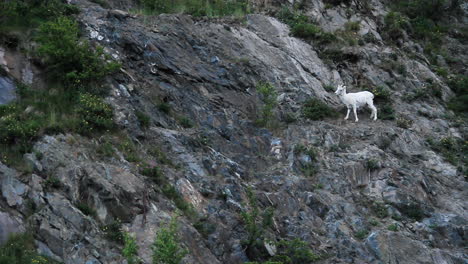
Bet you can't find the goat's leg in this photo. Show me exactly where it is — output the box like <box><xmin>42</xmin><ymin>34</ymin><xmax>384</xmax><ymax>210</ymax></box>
<box><xmin>353</xmin><ymin>105</ymin><xmax>358</xmax><ymax>122</ymax></box>
<box><xmin>344</xmin><ymin>108</ymin><xmax>351</xmax><ymax>120</ymax></box>
<box><xmin>368</xmin><ymin>102</ymin><xmax>378</xmax><ymax>121</ymax></box>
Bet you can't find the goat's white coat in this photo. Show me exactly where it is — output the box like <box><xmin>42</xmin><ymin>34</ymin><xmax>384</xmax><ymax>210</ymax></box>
<box><xmin>335</xmin><ymin>85</ymin><xmax>377</xmax><ymax>122</ymax></box>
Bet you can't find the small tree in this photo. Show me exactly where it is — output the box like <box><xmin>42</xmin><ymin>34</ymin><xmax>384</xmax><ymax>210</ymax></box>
<box><xmin>122</xmin><ymin>232</ymin><xmax>140</xmax><ymax>264</ymax></box>
<box><xmin>152</xmin><ymin>217</ymin><xmax>188</xmax><ymax>264</ymax></box>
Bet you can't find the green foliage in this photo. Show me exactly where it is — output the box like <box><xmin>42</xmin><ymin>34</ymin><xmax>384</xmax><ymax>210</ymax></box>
<box><xmin>354</xmin><ymin>229</ymin><xmax>369</xmax><ymax>240</ymax></box>
<box><xmin>102</xmin><ymin>219</ymin><xmax>124</xmax><ymax>244</ymax></box>
<box><xmin>119</xmin><ymin>138</ymin><xmax>141</xmax><ymax>162</ymax></box>
<box><xmin>75</xmin><ymin>93</ymin><xmax>114</xmax><ymax>133</ymax></box>
<box><xmin>256</xmin><ymin>82</ymin><xmax>278</xmax><ymax>128</ymax></box>
<box><xmin>0</xmin><ymin>0</ymin><xmax>79</xmax><ymax>30</ymax></box>
<box><xmin>158</xmin><ymin>103</ymin><xmax>171</xmax><ymax>114</ymax></box>
<box><xmin>141</xmin><ymin>0</ymin><xmax>250</xmax><ymax>17</ymax></box>
<box><xmin>447</xmin><ymin>75</ymin><xmax>468</xmax><ymax>114</ymax></box>
<box><xmin>379</xmin><ymin>103</ymin><xmax>396</xmax><ymax>120</ymax></box>
<box><xmin>136</xmin><ymin>110</ymin><xmax>150</xmax><ymax>129</ymax></box>
<box><xmin>369</xmin><ymin>219</ymin><xmax>379</xmax><ymax>226</ymax></box>
<box><xmin>344</xmin><ymin>21</ymin><xmax>360</xmax><ymax>32</ymax></box>
<box><xmin>387</xmin><ymin>224</ymin><xmax>398</xmax><ymax>232</ymax></box>
<box><xmin>141</xmin><ymin>166</ymin><xmax>164</xmax><ymax>184</ymax></box>
<box><xmin>96</xmin><ymin>139</ymin><xmax>116</xmax><ymax>158</ymax></box>
<box><xmin>427</xmin><ymin>137</ymin><xmax>467</xmax><ymax>170</ymax></box>
<box><xmin>241</xmin><ymin>187</ymin><xmax>274</xmax><ymax>257</ymax></box>
<box><xmin>152</xmin><ymin>217</ymin><xmax>188</xmax><ymax>264</ymax></box>
<box><xmin>76</xmin><ymin>202</ymin><xmax>97</xmax><ymax>217</ymax></box>
<box><xmin>148</xmin><ymin>147</ymin><xmax>174</xmax><ymax>166</ymax></box>
<box><xmin>397</xmin><ymin>203</ymin><xmax>425</xmax><ymax>221</ymax></box>
<box><xmin>383</xmin><ymin>11</ymin><xmax>411</xmax><ymax>40</ymax></box>
<box><xmin>271</xmin><ymin>239</ymin><xmax>320</xmax><ymax>264</ymax></box>
<box><xmin>366</xmin><ymin>159</ymin><xmax>379</xmax><ymax>170</ymax></box>
<box><xmin>193</xmin><ymin>218</ymin><xmax>216</xmax><ymax>238</ymax></box>
<box><xmin>0</xmin><ymin>104</ymin><xmax>41</xmax><ymax>145</ymax></box>
<box><xmin>372</xmin><ymin>202</ymin><xmax>389</xmax><ymax>218</ymax></box>
<box><xmin>0</xmin><ymin>233</ymin><xmax>58</xmax><ymax>264</ymax></box>
<box><xmin>36</xmin><ymin>17</ymin><xmax>120</xmax><ymax>92</ymax></box>
<box><xmin>123</xmin><ymin>232</ymin><xmax>140</xmax><ymax>264</ymax></box>
<box><xmin>368</xmin><ymin>86</ymin><xmax>392</xmax><ymax>102</ymax></box>
<box><xmin>396</xmin><ymin>116</ymin><xmax>413</xmax><ymax>129</ymax></box>
<box><xmin>178</xmin><ymin>116</ymin><xmax>194</xmax><ymax>128</ymax></box>
<box><xmin>162</xmin><ymin>185</ymin><xmax>196</xmax><ymax>217</ymax></box>
<box><xmin>302</xmin><ymin>98</ymin><xmax>337</xmax><ymax>120</ymax></box>
<box><xmin>43</xmin><ymin>177</ymin><xmax>61</xmax><ymax>190</ymax></box>
<box><xmin>90</xmin><ymin>0</ymin><xmax>111</xmax><ymax>8</ymax></box>
<box><xmin>277</xmin><ymin>7</ymin><xmax>337</xmax><ymax>45</ymax></box>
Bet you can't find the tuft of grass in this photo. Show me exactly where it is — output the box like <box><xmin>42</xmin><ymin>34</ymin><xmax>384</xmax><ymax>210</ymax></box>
<box><xmin>355</xmin><ymin>229</ymin><xmax>369</xmax><ymax>240</ymax></box>
<box><xmin>122</xmin><ymin>232</ymin><xmax>140</xmax><ymax>264</ymax></box>
<box><xmin>372</xmin><ymin>202</ymin><xmax>389</xmax><ymax>218</ymax></box>
<box><xmin>102</xmin><ymin>219</ymin><xmax>124</xmax><ymax>244</ymax></box>
<box><xmin>135</xmin><ymin>110</ymin><xmax>150</xmax><ymax>129</ymax></box>
<box><xmin>141</xmin><ymin>0</ymin><xmax>250</xmax><ymax>17</ymax></box>
<box><xmin>271</xmin><ymin>238</ymin><xmax>321</xmax><ymax>263</ymax></box>
<box><xmin>140</xmin><ymin>166</ymin><xmax>164</xmax><ymax>184</ymax></box>
<box><xmin>366</xmin><ymin>159</ymin><xmax>379</xmax><ymax>170</ymax></box>
<box><xmin>76</xmin><ymin>202</ymin><xmax>97</xmax><ymax>217</ymax></box>
<box><xmin>302</xmin><ymin>98</ymin><xmax>338</xmax><ymax>120</ymax></box>
<box><xmin>178</xmin><ymin>116</ymin><xmax>194</xmax><ymax>128</ymax></box>
<box><xmin>387</xmin><ymin>224</ymin><xmax>398</xmax><ymax>232</ymax></box>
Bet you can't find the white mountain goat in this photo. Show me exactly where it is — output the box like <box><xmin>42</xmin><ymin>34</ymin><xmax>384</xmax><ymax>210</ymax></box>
<box><xmin>335</xmin><ymin>85</ymin><xmax>377</xmax><ymax>122</ymax></box>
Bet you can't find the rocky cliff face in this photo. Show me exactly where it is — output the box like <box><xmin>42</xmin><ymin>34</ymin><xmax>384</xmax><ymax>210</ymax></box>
<box><xmin>0</xmin><ymin>0</ymin><xmax>466</xmax><ymax>263</ymax></box>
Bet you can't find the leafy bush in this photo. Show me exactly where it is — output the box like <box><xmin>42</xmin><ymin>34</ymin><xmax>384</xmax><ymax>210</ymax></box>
<box><xmin>379</xmin><ymin>103</ymin><xmax>396</xmax><ymax>120</ymax></box>
<box><xmin>372</xmin><ymin>202</ymin><xmax>389</xmax><ymax>218</ymax></box>
<box><xmin>271</xmin><ymin>239</ymin><xmax>320</xmax><ymax>264</ymax></box>
<box><xmin>397</xmin><ymin>203</ymin><xmax>425</xmax><ymax>221</ymax></box>
<box><xmin>102</xmin><ymin>219</ymin><xmax>124</xmax><ymax>244</ymax></box>
<box><xmin>383</xmin><ymin>11</ymin><xmax>411</xmax><ymax>40</ymax></box>
<box><xmin>123</xmin><ymin>232</ymin><xmax>140</xmax><ymax>264</ymax></box>
<box><xmin>141</xmin><ymin>0</ymin><xmax>250</xmax><ymax>17</ymax></box>
<box><xmin>75</xmin><ymin>93</ymin><xmax>114</xmax><ymax>133</ymax></box>
<box><xmin>76</xmin><ymin>202</ymin><xmax>97</xmax><ymax>217</ymax></box>
<box><xmin>36</xmin><ymin>17</ymin><xmax>120</xmax><ymax>92</ymax></box>
<box><xmin>0</xmin><ymin>104</ymin><xmax>41</xmax><ymax>145</ymax></box>
<box><xmin>277</xmin><ymin>7</ymin><xmax>336</xmax><ymax>44</ymax></box>
<box><xmin>447</xmin><ymin>75</ymin><xmax>468</xmax><ymax>114</ymax></box>
<box><xmin>140</xmin><ymin>166</ymin><xmax>164</xmax><ymax>184</ymax></box>
<box><xmin>387</xmin><ymin>224</ymin><xmax>398</xmax><ymax>232</ymax></box>
<box><xmin>162</xmin><ymin>185</ymin><xmax>196</xmax><ymax>218</ymax></box>
<box><xmin>368</xmin><ymin>86</ymin><xmax>392</xmax><ymax>102</ymax></box>
<box><xmin>256</xmin><ymin>82</ymin><xmax>277</xmax><ymax>127</ymax></box>
<box><xmin>135</xmin><ymin>110</ymin><xmax>150</xmax><ymax>129</ymax></box>
<box><xmin>152</xmin><ymin>217</ymin><xmax>188</xmax><ymax>264</ymax></box>
<box><xmin>302</xmin><ymin>98</ymin><xmax>337</xmax><ymax>120</ymax></box>
<box><xmin>0</xmin><ymin>233</ymin><xmax>58</xmax><ymax>264</ymax></box>
<box><xmin>241</xmin><ymin>187</ymin><xmax>274</xmax><ymax>260</ymax></box>
<box><xmin>119</xmin><ymin>137</ymin><xmax>141</xmax><ymax>162</ymax></box>
<box><xmin>427</xmin><ymin>136</ymin><xmax>467</xmax><ymax>170</ymax></box>
<box><xmin>354</xmin><ymin>229</ymin><xmax>369</xmax><ymax>240</ymax></box>
<box><xmin>0</xmin><ymin>0</ymin><xmax>79</xmax><ymax>29</ymax></box>
<box><xmin>366</xmin><ymin>159</ymin><xmax>379</xmax><ymax>170</ymax></box>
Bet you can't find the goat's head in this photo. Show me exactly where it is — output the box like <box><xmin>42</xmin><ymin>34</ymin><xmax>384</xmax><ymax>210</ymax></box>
<box><xmin>335</xmin><ymin>85</ymin><xmax>346</xmax><ymax>95</ymax></box>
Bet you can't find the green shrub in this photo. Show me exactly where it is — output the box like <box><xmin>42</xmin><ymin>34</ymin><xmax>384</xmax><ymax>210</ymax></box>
<box><xmin>43</xmin><ymin>177</ymin><xmax>61</xmax><ymax>190</ymax></box>
<box><xmin>447</xmin><ymin>75</ymin><xmax>468</xmax><ymax>114</ymax></box>
<box><xmin>141</xmin><ymin>0</ymin><xmax>250</xmax><ymax>17</ymax></box>
<box><xmin>344</xmin><ymin>21</ymin><xmax>360</xmax><ymax>32</ymax></box>
<box><xmin>277</xmin><ymin>7</ymin><xmax>336</xmax><ymax>44</ymax></box>
<box><xmin>302</xmin><ymin>98</ymin><xmax>337</xmax><ymax>120</ymax></box>
<box><xmin>379</xmin><ymin>104</ymin><xmax>395</xmax><ymax>120</ymax></box>
<box><xmin>387</xmin><ymin>224</ymin><xmax>398</xmax><ymax>232</ymax></box>
<box><xmin>383</xmin><ymin>11</ymin><xmax>410</xmax><ymax>40</ymax></box>
<box><xmin>0</xmin><ymin>0</ymin><xmax>79</xmax><ymax>29</ymax></box>
<box><xmin>162</xmin><ymin>185</ymin><xmax>196</xmax><ymax>217</ymax></box>
<box><xmin>0</xmin><ymin>232</ymin><xmax>58</xmax><ymax>264</ymax></box>
<box><xmin>152</xmin><ymin>217</ymin><xmax>188</xmax><ymax>264</ymax></box>
<box><xmin>256</xmin><ymin>82</ymin><xmax>278</xmax><ymax>128</ymax></box>
<box><xmin>36</xmin><ymin>16</ymin><xmax>120</xmax><ymax>92</ymax></box>
<box><xmin>147</xmin><ymin>147</ymin><xmax>173</xmax><ymax>166</ymax></box>
<box><xmin>241</xmin><ymin>187</ymin><xmax>274</xmax><ymax>260</ymax></box>
<box><xmin>271</xmin><ymin>239</ymin><xmax>320</xmax><ymax>263</ymax></box>
<box><xmin>158</xmin><ymin>103</ymin><xmax>171</xmax><ymax>114</ymax></box>
<box><xmin>366</xmin><ymin>159</ymin><xmax>379</xmax><ymax>170</ymax></box>
<box><xmin>135</xmin><ymin>110</ymin><xmax>150</xmax><ymax>129</ymax></box>
<box><xmin>96</xmin><ymin>140</ymin><xmax>116</xmax><ymax>158</ymax></box>
<box><xmin>76</xmin><ymin>202</ymin><xmax>97</xmax><ymax>217</ymax></box>
<box><xmin>90</xmin><ymin>0</ymin><xmax>111</xmax><ymax>8</ymax></box>
<box><xmin>75</xmin><ymin>93</ymin><xmax>114</xmax><ymax>133</ymax></box>
<box><xmin>397</xmin><ymin>203</ymin><xmax>425</xmax><ymax>221</ymax></box>
<box><xmin>141</xmin><ymin>166</ymin><xmax>164</xmax><ymax>184</ymax></box>
<box><xmin>396</xmin><ymin>116</ymin><xmax>413</xmax><ymax>129</ymax></box>
<box><xmin>0</xmin><ymin>104</ymin><xmax>41</xmax><ymax>145</ymax></box>
<box><xmin>119</xmin><ymin>138</ymin><xmax>141</xmax><ymax>162</ymax></box>
<box><xmin>193</xmin><ymin>218</ymin><xmax>216</xmax><ymax>238</ymax></box>
<box><xmin>102</xmin><ymin>219</ymin><xmax>124</xmax><ymax>244</ymax></box>
<box><xmin>372</xmin><ymin>202</ymin><xmax>389</xmax><ymax>218</ymax></box>
<box><xmin>368</xmin><ymin>86</ymin><xmax>392</xmax><ymax>102</ymax></box>
<box><xmin>123</xmin><ymin>232</ymin><xmax>140</xmax><ymax>264</ymax></box>
<box><xmin>178</xmin><ymin>116</ymin><xmax>194</xmax><ymax>128</ymax></box>
<box><xmin>427</xmin><ymin>136</ymin><xmax>466</xmax><ymax>169</ymax></box>
<box><xmin>354</xmin><ymin>229</ymin><xmax>369</xmax><ymax>240</ymax></box>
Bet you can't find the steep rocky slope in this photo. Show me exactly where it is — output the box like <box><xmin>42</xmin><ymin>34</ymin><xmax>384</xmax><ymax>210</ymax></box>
<box><xmin>0</xmin><ymin>0</ymin><xmax>467</xmax><ymax>263</ymax></box>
